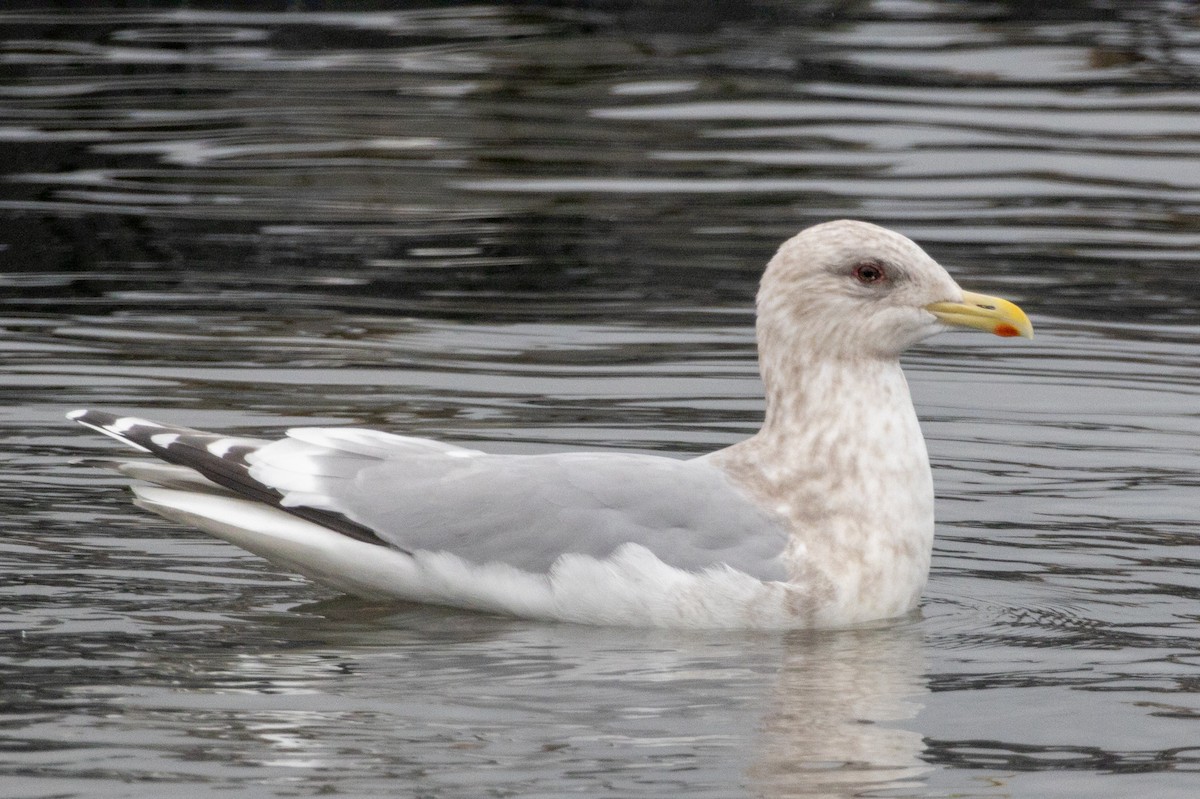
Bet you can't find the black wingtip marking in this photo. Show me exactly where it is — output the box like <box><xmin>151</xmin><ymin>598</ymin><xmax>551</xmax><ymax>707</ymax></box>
<box><xmin>70</xmin><ymin>409</ymin><xmax>397</xmax><ymax>550</ymax></box>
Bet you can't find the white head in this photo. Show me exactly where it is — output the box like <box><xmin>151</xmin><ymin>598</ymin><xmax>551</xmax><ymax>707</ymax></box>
<box><xmin>756</xmin><ymin>220</ymin><xmax>1031</xmax><ymax>366</ymax></box>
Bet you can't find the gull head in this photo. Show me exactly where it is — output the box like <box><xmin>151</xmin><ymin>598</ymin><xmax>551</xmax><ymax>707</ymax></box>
<box><xmin>757</xmin><ymin>219</ymin><xmax>1032</xmax><ymax>363</ymax></box>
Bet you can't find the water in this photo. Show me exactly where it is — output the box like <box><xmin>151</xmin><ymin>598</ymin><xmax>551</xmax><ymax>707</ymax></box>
<box><xmin>2</xmin><ymin>2</ymin><xmax>1199</xmax><ymax>796</ymax></box>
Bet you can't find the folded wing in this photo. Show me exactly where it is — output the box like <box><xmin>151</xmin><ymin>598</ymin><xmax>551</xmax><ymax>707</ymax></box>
<box><xmin>250</xmin><ymin>433</ymin><xmax>790</xmax><ymax>579</ymax></box>
<box><xmin>70</xmin><ymin>410</ymin><xmax>790</xmax><ymax>581</ymax></box>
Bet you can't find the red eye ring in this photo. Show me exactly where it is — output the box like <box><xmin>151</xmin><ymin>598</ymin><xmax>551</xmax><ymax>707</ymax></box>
<box><xmin>853</xmin><ymin>262</ymin><xmax>887</xmax><ymax>284</ymax></box>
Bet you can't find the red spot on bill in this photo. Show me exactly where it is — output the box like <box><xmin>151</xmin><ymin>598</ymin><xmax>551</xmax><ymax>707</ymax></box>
<box><xmin>994</xmin><ymin>323</ymin><xmax>1020</xmax><ymax>338</ymax></box>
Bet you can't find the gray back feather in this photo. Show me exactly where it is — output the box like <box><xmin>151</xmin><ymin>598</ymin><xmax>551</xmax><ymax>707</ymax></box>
<box><xmin>249</xmin><ymin>431</ymin><xmax>791</xmax><ymax>580</ymax></box>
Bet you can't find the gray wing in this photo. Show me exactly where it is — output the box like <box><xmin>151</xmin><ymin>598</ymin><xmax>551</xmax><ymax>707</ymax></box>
<box><xmin>249</xmin><ymin>428</ymin><xmax>791</xmax><ymax>581</ymax></box>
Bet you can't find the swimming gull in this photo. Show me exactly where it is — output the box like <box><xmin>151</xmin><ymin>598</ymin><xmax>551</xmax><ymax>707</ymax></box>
<box><xmin>68</xmin><ymin>220</ymin><xmax>1032</xmax><ymax>629</ymax></box>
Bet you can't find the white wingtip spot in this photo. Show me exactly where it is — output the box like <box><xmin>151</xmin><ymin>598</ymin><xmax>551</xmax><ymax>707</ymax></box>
<box><xmin>66</xmin><ymin>409</ymin><xmax>88</xmax><ymax>420</ymax></box>
<box><xmin>150</xmin><ymin>433</ymin><xmax>181</xmax><ymax>448</ymax></box>
<box><xmin>72</xmin><ymin>420</ymin><xmax>153</xmax><ymax>453</ymax></box>
<box><xmin>207</xmin><ymin>437</ymin><xmax>258</xmax><ymax>458</ymax></box>
<box><xmin>113</xmin><ymin>416</ymin><xmax>163</xmax><ymax>433</ymax></box>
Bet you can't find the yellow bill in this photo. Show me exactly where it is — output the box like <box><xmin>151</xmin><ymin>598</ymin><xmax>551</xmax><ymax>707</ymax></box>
<box><xmin>925</xmin><ymin>291</ymin><xmax>1033</xmax><ymax>339</ymax></box>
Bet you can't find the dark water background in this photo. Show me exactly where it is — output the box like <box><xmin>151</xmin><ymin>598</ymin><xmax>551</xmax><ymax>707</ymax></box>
<box><xmin>2</xmin><ymin>2</ymin><xmax>1199</xmax><ymax>797</ymax></box>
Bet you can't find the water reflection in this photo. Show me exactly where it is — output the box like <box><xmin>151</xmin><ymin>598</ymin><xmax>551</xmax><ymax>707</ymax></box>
<box><xmin>748</xmin><ymin>625</ymin><xmax>929</xmax><ymax>798</ymax></box>
<box><xmin>21</xmin><ymin>604</ymin><xmax>929</xmax><ymax>797</ymax></box>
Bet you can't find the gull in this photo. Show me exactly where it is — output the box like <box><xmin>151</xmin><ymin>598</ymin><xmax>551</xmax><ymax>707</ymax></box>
<box><xmin>69</xmin><ymin>220</ymin><xmax>1031</xmax><ymax>629</ymax></box>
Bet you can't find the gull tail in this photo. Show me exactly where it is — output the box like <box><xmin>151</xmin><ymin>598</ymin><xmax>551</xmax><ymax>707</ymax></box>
<box><xmin>67</xmin><ymin>410</ymin><xmax>416</xmax><ymax>599</ymax></box>
<box><xmin>67</xmin><ymin>409</ymin><xmax>388</xmax><ymax>546</ymax></box>
<box><xmin>131</xmin><ymin>484</ymin><xmax>419</xmax><ymax>600</ymax></box>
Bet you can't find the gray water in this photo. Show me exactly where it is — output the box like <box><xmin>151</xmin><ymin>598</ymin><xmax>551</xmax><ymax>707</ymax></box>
<box><xmin>2</xmin><ymin>2</ymin><xmax>1199</xmax><ymax>797</ymax></box>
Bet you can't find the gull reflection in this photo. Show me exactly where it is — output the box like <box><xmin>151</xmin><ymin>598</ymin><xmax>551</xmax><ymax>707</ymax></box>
<box><xmin>748</xmin><ymin>623</ymin><xmax>930</xmax><ymax>798</ymax></box>
<box><xmin>144</xmin><ymin>602</ymin><xmax>929</xmax><ymax>794</ymax></box>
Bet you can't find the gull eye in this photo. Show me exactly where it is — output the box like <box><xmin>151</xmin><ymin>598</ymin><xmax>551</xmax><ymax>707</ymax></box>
<box><xmin>852</xmin><ymin>261</ymin><xmax>887</xmax><ymax>284</ymax></box>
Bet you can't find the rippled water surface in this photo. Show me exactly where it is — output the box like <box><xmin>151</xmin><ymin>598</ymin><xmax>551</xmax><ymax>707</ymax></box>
<box><xmin>3</xmin><ymin>2</ymin><xmax>1200</xmax><ymax>797</ymax></box>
